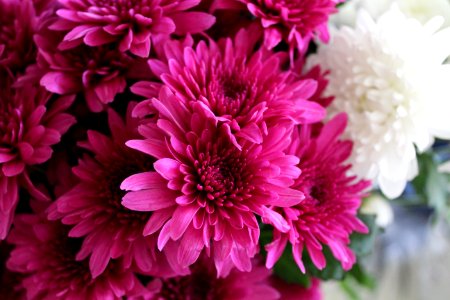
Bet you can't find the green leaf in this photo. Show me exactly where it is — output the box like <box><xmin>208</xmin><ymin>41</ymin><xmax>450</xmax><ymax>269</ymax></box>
<box><xmin>273</xmin><ymin>246</ymin><xmax>312</xmax><ymax>287</ymax></box>
<box><xmin>350</xmin><ymin>214</ymin><xmax>378</xmax><ymax>258</ymax></box>
<box><xmin>348</xmin><ymin>263</ymin><xmax>376</xmax><ymax>290</ymax></box>
<box><xmin>412</xmin><ymin>152</ymin><xmax>450</xmax><ymax>219</ymax></box>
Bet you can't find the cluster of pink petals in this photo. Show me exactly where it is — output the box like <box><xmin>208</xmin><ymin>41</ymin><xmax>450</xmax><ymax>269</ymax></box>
<box><xmin>212</xmin><ymin>0</ymin><xmax>340</xmax><ymax>54</ymax></box>
<box><xmin>0</xmin><ymin>85</ymin><xmax>75</xmax><ymax>240</ymax></box>
<box><xmin>265</xmin><ymin>114</ymin><xmax>370</xmax><ymax>272</ymax></box>
<box><xmin>28</xmin><ymin>20</ymin><xmax>152</xmax><ymax>112</ymax></box>
<box><xmin>136</xmin><ymin>26</ymin><xmax>325</xmax><ymax>148</ymax></box>
<box><xmin>51</xmin><ymin>0</ymin><xmax>215</xmax><ymax>57</ymax></box>
<box><xmin>48</xmin><ymin>104</ymin><xmax>185</xmax><ymax>278</ymax></box>
<box><xmin>121</xmin><ymin>87</ymin><xmax>304</xmax><ymax>275</ymax></box>
<box><xmin>7</xmin><ymin>206</ymin><xmax>147</xmax><ymax>299</ymax></box>
<box><xmin>0</xmin><ymin>0</ymin><xmax>37</xmax><ymax>77</ymax></box>
<box><xmin>146</xmin><ymin>257</ymin><xmax>280</xmax><ymax>299</ymax></box>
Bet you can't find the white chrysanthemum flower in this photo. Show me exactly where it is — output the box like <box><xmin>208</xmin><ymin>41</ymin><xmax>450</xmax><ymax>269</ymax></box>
<box><xmin>333</xmin><ymin>0</ymin><xmax>450</xmax><ymax>27</ymax></box>
<box><xmin>311</xmin><ymin>5</ymin><xmax>450</xmax><ymax>198</ymax></box>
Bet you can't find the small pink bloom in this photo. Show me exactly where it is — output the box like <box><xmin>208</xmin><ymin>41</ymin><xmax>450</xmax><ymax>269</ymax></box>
<box><xmin>147</xmin><ymin>257</ymin><xmax>280</xmax><ymax>300</ymax></box>
<box><xmin>48</xmin><ymin>103</ymin><xmax>186</xmax><ymax>278</ymax></box>
<box><xmin>137</xmin><ymin>26</ymin><xmax>325</xmax><ymax>148</ymax></box>
<box><xmin>122</xmin><ymin>87</ymin><xmax>304</xmax><ymax>275</ymax></box>
<box><xmin>265</xmin><ymin>114</ymin><xmax>370</xmax><ymax>272</ymax></box>
<box><xmin>7</xmin><ymin>208</ymin><xmax>147</xmax><ymax>300</ymax></box>
<box><xmin>212</xmin><ymin>0</ymin><xmax>340</xmax><ymax>55</ymax></box>
<box><xmin>0</xmin><ymin>85</ymin><xmax>75</xmax><ymax>240</ymax></box>
<box><xmin>51</xmin><ymin>0</ymin><xmax>216</xmax><ymax>57</ymax></box>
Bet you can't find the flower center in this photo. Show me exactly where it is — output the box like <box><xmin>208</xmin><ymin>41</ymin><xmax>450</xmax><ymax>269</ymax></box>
<box><xmin>155</xmin><ymin>267</ymin><xmax>215</xmax><ymax>299</ymax></box>
<box><xmin>50</xmin><ymin>228</ymin><xmax>92</xmax><ymax>285</ymax></box>
<box><xmin>209</xmin><ymin>68</ymin><xmax>254</xmax><ymax>117</ymax></box>
<box><xmin>87</xmin><ymin>0</ymin><xmax>155</xmax><ymax>23</ymax></box>
<box><xmin>100</xmin><ymin>151</ymin><xmax>154</xmax><ymax>223</ymax></box>
<box><xmin>194</xmin><ymin>144</ymin><xmax>253</xmax><ymax>209</ymax></box>
<box><xmin>295</xmin><ymin>164</ymin><xmax>336</xmax><ymax>205</ymax></box>
<box><xmin>63</xmin><ymin>45</ymin><xmax>128</xmax><ymax>88</ymax></box>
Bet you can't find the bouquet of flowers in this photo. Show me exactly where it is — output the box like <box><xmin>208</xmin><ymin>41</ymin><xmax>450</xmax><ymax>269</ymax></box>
<box><xmin>1</xmin><ymin>0</ymin><xmax>450</xmax><ymax>299</ymax></box>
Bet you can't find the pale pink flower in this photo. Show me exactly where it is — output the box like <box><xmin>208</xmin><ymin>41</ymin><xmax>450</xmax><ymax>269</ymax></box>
<box><xmin>48</xmin><ymin>103</ymin><xmax>185</xmax><ymax>278</ymax></box>
<box><xmin>212</xmin><ymin>0</ymin><xmax>340</xmax><ymax>55</ymax></box>
<box><xmin>0</xmin><ymin>85</ymin><xmax>75</xmax><ymax>240</ymax></box>
<box><xmin>7</xmin><ymin>209</ymin><xmax>147</xmax><ymax>299</ymax></box>
<box><xmin>265</xmin><ymin>114</ymin><xmax>370</xmax><ymax>272</ymax></box>
<box><xmin>50</xmin><ymin>0</ymin><xmax>216</xmax><ymax>57</ymax></box>
<box><xmin>121</xmin><ymin>87</ymin><xmax>304</xmax><ymax>276</ymax></box>
<box><xmin>137</xmin><ymin>27</ymin><xmax>324</xmax><ymax>148</ymax></box>
<box><xmin>147</xmin><ymin>257</ymin><xmax>280</xmax><ymax>300</ymax></box>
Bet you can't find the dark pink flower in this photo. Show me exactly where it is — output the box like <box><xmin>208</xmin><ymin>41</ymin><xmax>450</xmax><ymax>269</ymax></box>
<box><xmin>137</xmin><ymin>27</ymin><xmax>324</xmax><ymax>148</ymax></box>
<box><xmin>51</xmin><ymin>0</ymin><xmax>216</xmax><ymax>57</ymax></box>
<box><xmin>213</xmin><ymin>0</ymin><xmax>340</xmax><ymax>55</ymax></box>
<box><xmin>265</xmin><ymin>114</ymin><xmax>370</xmax><ymax>272</ymax></box>
<box><xmin>121</xmin><ymin>87</ymin><xmax>304</xmax><ymax>276</ymax></box>
<box><xmin>0</xmin><ymin>0</ymin><xmax>37</xmax><ymax>76</ymax></box>
<box><xmin>7</xmin><ymin>209</ymin><xmax>146</xmax><ymax>299</ymax></box>
<box><xmin>48</xmin><ymin>104</ymin><xmax>186</xmax><ymax>278</ymax></box>
<box><xmin>270</xmin><ymin>277</ymin><xmax>321</xmax><ymax>300</ymax></box>
<box><xmin>0</xmin><ymin>241</ymin><xmax>25</xmax><ymax>299</ymax></box>
<box><xmin>33</xmin><ymin>24</ymin><xmax>150</xmax><ymax>112</ymax></box>
<box><xmin>0</xmin><ymin>85</ymin><xmax>75</xmax><ymax>240</ymax></box>
<box><xmin>147</xmin><ymin>257</ymin><xmax>280</xmax><ymax>300</ymax></box>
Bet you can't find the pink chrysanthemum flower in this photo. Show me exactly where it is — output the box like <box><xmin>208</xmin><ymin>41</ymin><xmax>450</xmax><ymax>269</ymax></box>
<box><xmin>136</xmin><ymin>27</ymin><xmax>324</xmax><ymax>148</ymax></box>
<box><xmin>121</xmin><ymin>87</ymin><xmax>304</xmax><ymax>276</ymax></box>
<box><xmin>0</xmin><ymin>85</ymin><xmax>75</xmax><ymax>240</ymax></box>
<box><xmin>33</xmin><ymin>24</ymin><xmax>151</xmax><ymax>112</ymax></box>
<box><xmin>147</xmin><ymin>257</ymin><xmax>280</xmax><ymax>299</ymax></box>
<box><xmin>0</xmin><ymin>0</ymin><xmax>37</xmax><ymax>76</ymax></box>
<box><xmin>7</xmin><ymin>210</ymin><xmax>146</xmax><ymax>299</ymax></box>
<box><xmin>212</xmin><ymin>0</ymin><xmax>340</xmax><ymax>55</ymax></box>
<box><xmin>48</xmin><ymin>104</ymin><xmax>184</xmax><ymax>278</ymax></box>
<box><xmin>50</xmin><ymin>0</ymin><xmax>216</xmax><ymax>57</ymax></box>
<box><xmin>265</xmin><ymin>114</ymin><xmax>370</xmax><ymax>272</ymax></box>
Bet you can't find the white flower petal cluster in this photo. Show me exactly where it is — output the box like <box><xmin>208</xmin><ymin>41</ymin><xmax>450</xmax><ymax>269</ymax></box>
<box><xmin>311</xmin><ymin>5</ymin><xmax>450</xmax><ymax>198</ymax></box>
<box><xmin>333</xmin><ymin>0</ymin><xmax>450</xmax><ymax>27</ymax></box>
